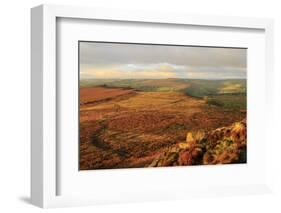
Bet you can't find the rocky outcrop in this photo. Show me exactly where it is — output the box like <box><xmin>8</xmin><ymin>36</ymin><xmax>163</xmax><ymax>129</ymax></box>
<box><xmin>149</xmin><ymin>119</ymin><xmax>247</xmax><ymax>167</ymax></box>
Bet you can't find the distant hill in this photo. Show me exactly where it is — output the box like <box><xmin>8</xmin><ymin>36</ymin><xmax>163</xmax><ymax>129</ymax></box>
<box><xmin>80</xmin><ymin>78</ymin><xmax>246</xmax><ymax>94</ymax></box>
<box><xmin>80</xmin><ymin>78</ymin><xmax>246</xmax><ymax>110</ymax></box>
<box><xmin>80</xmin><ymin>78</ymin><xmax>188</xmax><ymax>92</ymax></box>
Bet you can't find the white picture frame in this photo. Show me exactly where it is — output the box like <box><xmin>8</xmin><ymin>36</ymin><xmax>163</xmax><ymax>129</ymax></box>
<box><xmin>31</xmin><ymin>4</ymin><xmax>274</xmax><ymax>208</ymax></box>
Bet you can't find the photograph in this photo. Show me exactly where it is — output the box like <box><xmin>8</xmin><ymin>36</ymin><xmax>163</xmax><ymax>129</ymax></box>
<box><xmin>79</xmin><ymin>41</ymin><xmax>247</xmax><ymax>170</ymax></box>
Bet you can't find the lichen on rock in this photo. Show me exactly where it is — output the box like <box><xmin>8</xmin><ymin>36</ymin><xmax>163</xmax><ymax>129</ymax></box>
<box><xmin>149</xmin><ymin>118</ymin><xmax>247</xmax><ymax>167</ymax></box>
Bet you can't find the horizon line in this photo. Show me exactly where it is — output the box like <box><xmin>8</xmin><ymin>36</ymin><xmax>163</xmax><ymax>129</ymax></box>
<box><xmin>80</xmin><ymin>77</ymin><xmax>247</xmax><ymax>80</ymax></box>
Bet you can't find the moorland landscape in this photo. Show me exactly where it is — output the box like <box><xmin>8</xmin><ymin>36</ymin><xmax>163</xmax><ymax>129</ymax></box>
<box><xmin>79</xmin><ymin>78</ymin><xmax>246</xmax><ymax>170</ymax></box>
<box><xmin>79</xmin><ymin>42</ymin><xmax>247</xmax><ymax>170</ymax></box>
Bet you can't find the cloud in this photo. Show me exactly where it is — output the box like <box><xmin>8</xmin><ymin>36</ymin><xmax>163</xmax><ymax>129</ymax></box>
<box><xmin>79</xmin><ymin>42</ymin><xmax>247</xmax><ymax>79</ymax></box>
<box><xmin>81</xmin><ymin>63</ymin><xmax>246</xmax><ymax>79</ymax></box>
<box><xmin>80</xmin><ymin>63</ymin><xmax>182</xmax><ymax>79</ymax></box>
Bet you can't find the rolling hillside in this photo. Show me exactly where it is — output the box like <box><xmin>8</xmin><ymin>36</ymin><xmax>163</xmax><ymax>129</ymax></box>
<box><xmin>79</xmin><ymin>85</ymin><xmax>246</xmax><ymax>170</ymax></box>
<box><xmin>80</xmin><ymin>78</ymin><xmax>246</xmax><ymax>110</ymax></box>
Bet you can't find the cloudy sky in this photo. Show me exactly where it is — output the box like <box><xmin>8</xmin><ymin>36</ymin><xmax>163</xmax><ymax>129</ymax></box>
<box><xmin>79</xmin><ymin>42</ymin><xmax>246</xmax><ymax>80</ymax></box>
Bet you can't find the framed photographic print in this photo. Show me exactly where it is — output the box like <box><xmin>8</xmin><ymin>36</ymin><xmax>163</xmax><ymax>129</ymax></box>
<box><xmin>78</xmin><ymin>41</ymin><xmax>247</xmax><ymax>170</ymax></box>
<box><xmin>31</xmin><ymin>4</ymin><xmax>274</xmax><ymax>208</ymax></box>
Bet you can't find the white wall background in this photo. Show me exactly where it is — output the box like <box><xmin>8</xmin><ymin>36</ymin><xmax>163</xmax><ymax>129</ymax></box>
<box><xmin>0</xmin><ymin>0</ymin><xmax>280</xmax><ymax>212</ymax></box>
